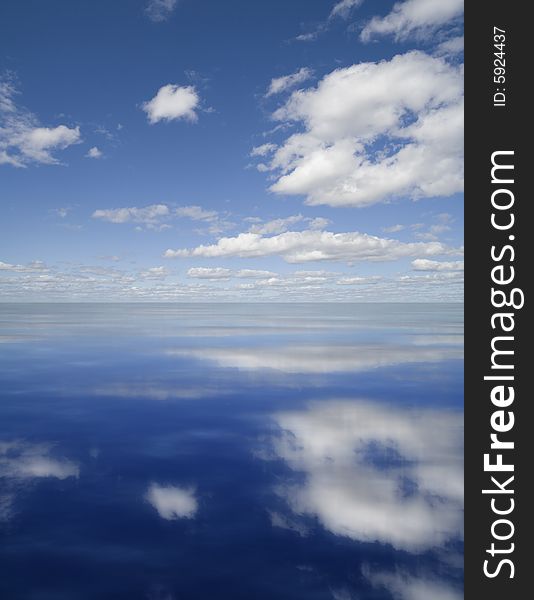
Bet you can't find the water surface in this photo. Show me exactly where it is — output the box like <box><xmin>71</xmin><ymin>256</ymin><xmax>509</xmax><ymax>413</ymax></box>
<box><xmin>0</xmin><ymin>303</ymin><xmax>463</xmax><ymax>600</ymax></box>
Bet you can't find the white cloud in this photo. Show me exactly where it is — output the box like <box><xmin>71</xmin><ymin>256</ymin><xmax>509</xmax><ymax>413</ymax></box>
<box><xmin>360</xmin><ymin>0</ymin><xmax>464</xmax><ymax>42</ymax></box>
<box><xmin>329</xmin><ymin>0</ymin><xmax>364</xmax><ymax>20</ymax></box>
<box><xmin>266</xmin><ymin>68</ymin><xmax>313</xmax><ymax>97</ymax></box>
<box><xmin>235</xmin><ymin>269</ymin><xmax>277</xmax><ymax>278</ymax></box>
<box><xmin>337</xmin><ymin>275</ymin><xmax>382</xmax><ymax>285</ymax></box>
<box><xmin>175</xmin><ymin>205</ymin><xmax>218</xmax><ymax>221</ymax></box>
<box><xmin>250</xmin><ymin>143</ymin><xmax>277</xmax><ymax>157</ymax></box>
<box><xmin>1</xmin><ymin>77</ymin><xmax>82</xmax><ymax>168</ymax></box>
<box><xmin>249</xmin><ymin>215</ymin><xmax>304</xmax><ymax>235</ymax></box>
<box><xmin>268</xmin><ymin>399</ymin><xmax>463</xmax><ymax>551</ymax></box>
<box><xmin>187</xmin><ymin>267</ymin><xmax>232</xmax><ymax>280</ymax></box>
<box><xmin>86</xmin><ymin>146</ymin><xmax>102</xmax><ymax>159</ymax></box>
<box><xmin>435</xmin><ymin>36</ymin><xmax>464</xmax><ymax>58</ymax></box>
<box><xmin>412</xmin><ymin>259</ymin><xmax>463</xmax><ymax>272</ymax></box>
<box><xmin>145</xmin><ymin>0</ymin><xmax>177</xmax><ymax>23</ymax></box>
<box><xmin>139</xmin><ymin>266</ymin><xmax>169</xmax><ymax>279</ymax></box>
<box><xmin>145</xmin><ymin>483</ymin><xmax>197</xmax><ymax>520</ymax></box>
<box><xmin>382</xmin><ymin>224</ymin><xmax>405</xmax><ymax>233</ymax></box>
<box><xmin>0</xmin><ymin>260</ymin><xmax>48</xmax><ymax>273</ymax></box>
<box><xmin>164</xmin><ymin>229</ymin><xmax>458</xmax><ymax>264</ymax></box>
<box><xmin>186</xmin><ymin>267</ymin><xmax>279</xmax><ymax>280</ymax></box>
<box><xmin>1</xmin><ymin>79</ymin><xmax>81</xmax><ymax>167</ymax></box>
<box><xmin>260</xmin><ymin>51</ymin><xmax>463</xmax><ymax>207</ymax></box>
<box><xmin>92</xmin><ymin>204</ymin><xmax>170</xmax><ymax>225</ymax></box>
<box><xmin>142</xmin><ymin>84</ymin><xmax>199</xmax><ymax>124</ymax></box>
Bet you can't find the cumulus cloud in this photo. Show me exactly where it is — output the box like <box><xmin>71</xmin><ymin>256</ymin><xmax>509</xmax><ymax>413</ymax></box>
<box><xmin>267</xmin><ymin>399</ymin><xmax>463</xmax><ymax>551</ymax></box>
<box><xmin>257</xmin><ymin>51</ymin><xmax>463</xmax><ymax>208</ymax></box>
<box><xmin>266</xmin><ymin>67</ymin><xmax>313</xmax><ymax>97</ymax></box>
<box><xmin>1</xmin><ymin>78</ymin><xmax>81</xmax><ymax>167</ymax></box>
<box><xmin>360</xmin><ymin>0</ymin><xmax>464</xmax><ymax>42</ymax></box>
<box><xmin>142</xmin><ymin>84</ymin><xmax>199</xmax><ymax>124</ymax></box>
<box><xmin>92</xmin><ymin>204</ymin><xmax>170</xmax><ymax>226</ymax></box>
<box><xmin>164</xmin><ymin>229</ymin><xmax>458</xmax><ymax>264</ymax></box>
<box><xmin>145</xmin><ymin>0</ymin><xmax>177</xmax><ymax>23</ymax></box>
<box><xmin>145</xmin><ymin>483</ymin><xmax>197</xmax><ymax>520</ymax></box>
<box><xmin>412</xmin><ymin>259</ymin><xmax>464</xmax><ymax>272</ymax></box>
<box><xmin>86</xmin><ymin>146</ymin><xmax>102</xmax><ymax>159</ymax></box>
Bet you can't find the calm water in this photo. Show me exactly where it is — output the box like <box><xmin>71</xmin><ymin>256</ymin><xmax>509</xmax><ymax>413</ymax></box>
<box><xmin>0</xmin><ymin>303</ymin><xmax>463</xmax><ymax>600</ymax></box>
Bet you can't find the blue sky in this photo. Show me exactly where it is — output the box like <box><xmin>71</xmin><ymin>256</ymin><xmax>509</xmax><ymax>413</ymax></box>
<box><xmin>0</xmin><ymin>0</ymin><xmax>464</xmax><ymax>301</ymax></box>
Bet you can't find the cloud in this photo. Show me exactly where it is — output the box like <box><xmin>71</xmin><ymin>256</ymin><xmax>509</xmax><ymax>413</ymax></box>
<box><xmin>360</xmin><ymin>0</ymin><xmax>464</xmax><ymax>42</ymax></box>
<box><xmin>435</xmin><ymin>36</ymin><xmax>464</xmax><ymax>58</ymax></box>
<box><xmin>145</xmin><ymin>484</ymin><xmax>197</xmax><ymax>520</ymax></box>
<box><xmin>145</xmin><ymin>0</ymin><xmax>177</xmax><ymax>23</ymax></box>
<box><xmin>250</xmin><ymin>143</ymin><xmax>277</xmax><ymax>157</ymax></box>
<box><xmin>187</xmin><ymin>267</ymin><xmax>232</xmax><ymax>280</ymax></box>
<box><xmin>382</xmin><ymin>224</ymin><xmax>405</xmax><ymax>233</ymax></box>
<box><xmin>1</xmin><ymin>78</ymin><xmax>81</xmax><ymax>167</ymax></box>
<box><xmin>267</xmin><ymin>399</ymin><xmax>463</xmax><ymax>551</ymax></box>
<box><xmin>249</xmin><ymin>215</ymin><xmax>304</xmax><ymax>235</ymax></box>
<box><xmin>337</xmin><ymin>275</ymin><xmax>382</xmax><ymax>285</ymax></box>
<box><xmin>329</xmin><ymin>0</ymin><xmax>364</xmax><ymax>20</ymax></box>
<box><xmin>294</xmin><ymin>0</ymin><xmax>363</xmax><ymax>42</ymax></box>
<box><xmin>412</xmin><ymin>259</ymin><xmax>463</xmax><ymax>272</ymax></box>
<box><xmin>266</xmin><ymin>68</ymin><xmax>313</xmax><ymax>97</ymax></box>
<box><xmin>86</xmin><ymin>146</ymin><xmax>102</xmax><ymax>159</ymax></box>
<box><xmin>142</xmin><ymin>84</ymin><xmax>199</xmax><ymax>124</ymax></box>
<box><xmin>0</xmin><ymin>260</ymin><xmax>48</xmax><ymax>272</ymax></box>
<box><xmin>258</xmin><ymin>51</ymin><xmax>463</xmax><ymax>208</ymax></box>
<box><xmin>175</xmin><ymin>205</ymin><xmax>218</xmax><ymax>221</ymax></box>
<box><xmin>164</xmin><ymin>229</ymin><xmax>458</xmax><ymax>264</ymax></box>
<box><xmin>92</xmin><ymin>204</ymin><xmax>170</xmax><ymax>226</ymax></box>
<box><xmin>139</xmin><ymin>266</ymin><xmax>169</xmax><ymax>279</ymax></box>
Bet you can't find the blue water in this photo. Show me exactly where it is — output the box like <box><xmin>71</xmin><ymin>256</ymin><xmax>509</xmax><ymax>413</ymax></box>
<box><xmin>0</xmin><ymin>303</ymin><xmax>463</xmax><ymax>600</ymax></box>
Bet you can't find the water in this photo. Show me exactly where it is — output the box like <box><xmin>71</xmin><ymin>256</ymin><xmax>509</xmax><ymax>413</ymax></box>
<box><xmin>0</xmin><ymin>303</ymin><xmax>463</xmax><ymax>600</ymax></box>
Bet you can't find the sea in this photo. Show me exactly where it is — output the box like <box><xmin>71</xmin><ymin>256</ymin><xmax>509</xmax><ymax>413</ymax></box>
<box><xmin>0</xmin><ymin>303</ymin><xmax>463</xmax><ymax>600</ymax></box>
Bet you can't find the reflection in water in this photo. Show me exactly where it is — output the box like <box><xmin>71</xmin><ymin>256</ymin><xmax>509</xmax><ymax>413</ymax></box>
<box><xmin>145</xmin><ymin>484</ymin><xmax>198</xmax><ymax>520</ymax></box>
<box><xmin>0</xmin><ymin>440</ymin><xmax>79</xmax><ymax>522</ymax></box>
<box><xmin>167</xmin><ymin>343</ymin><xmax>463</xmax><ymax>374</ymax></box>
<box><xmin>268</xmin><ymin>400</ymin><xmax>463</xmax><ymax>552</ymax></box>
<box><xmin>365</xmin><ymin>567</ymin><xmax>463</xmax><ymax>600</ymax></box>
<box><xmin>0</xmin><ymin>303</ymin><xmax>463</xmax><ymax>599</ymax></box>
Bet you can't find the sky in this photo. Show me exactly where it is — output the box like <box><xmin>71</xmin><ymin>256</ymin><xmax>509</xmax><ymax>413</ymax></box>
<box><xmin>0</xmin><ymin>0</ymin><xmax>464</xmax><ymax>302</ymax></box>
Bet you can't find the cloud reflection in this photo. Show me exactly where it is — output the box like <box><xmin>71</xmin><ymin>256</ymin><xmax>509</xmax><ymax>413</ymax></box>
<box><xmin>145</xmin><ymin>483</ymin><xmax>198</xmax><ymax>520</ymax></box>
<box><xmin>168</xmin><ymin>344</ymin><xmax>462</xmax><ymax>374</ymax></box>
<box><xmin>267</xmin><ymin>400</ymin><xmax>463</xmax><ymax>552</ymax></box>
<box><xmin>0</xmin><ymin>440</ymin><xmax>79</xmax><ymax>521</ymax></box>
<box><xmin>365</xmin><ymin>567</ymin><xmax>463</xmax><ymax>600</ymax></box>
